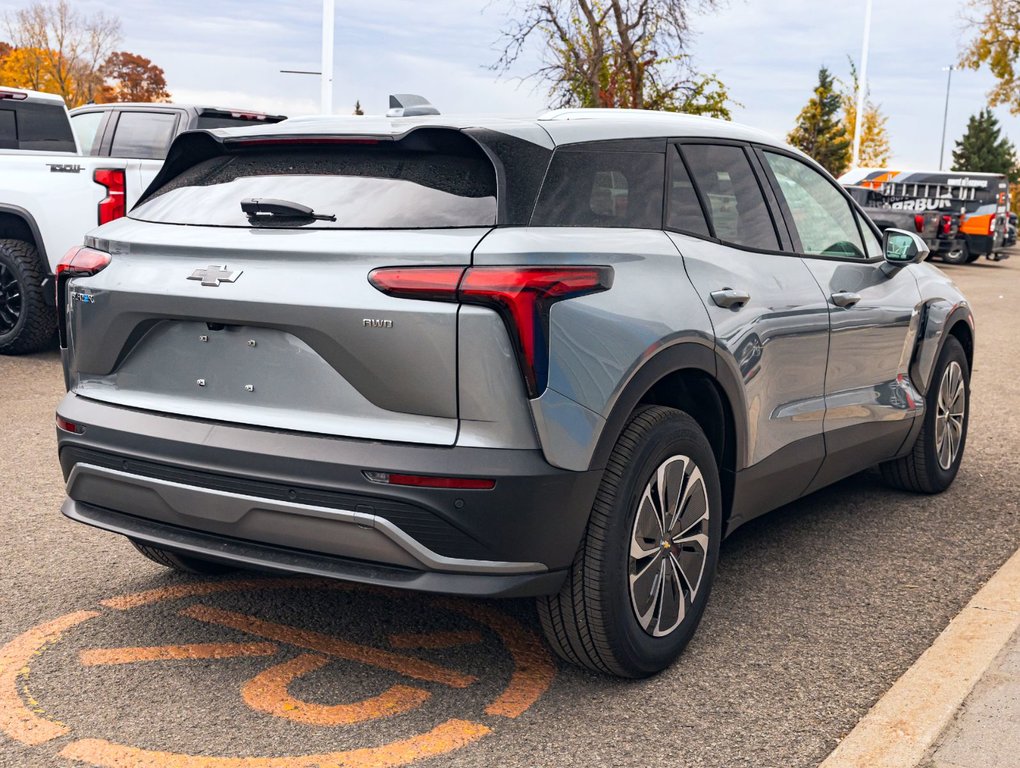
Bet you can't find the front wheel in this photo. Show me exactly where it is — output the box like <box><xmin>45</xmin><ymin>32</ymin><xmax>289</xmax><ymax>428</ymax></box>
<box><xmin>537</xmin><ymin>406</ymin><xmax>722</xmax><ymax>678</ymax></box>
<box><xmin>881</xmin><ymin>336</ymin><xmax>969</xmax><ymax>493</ymax></box>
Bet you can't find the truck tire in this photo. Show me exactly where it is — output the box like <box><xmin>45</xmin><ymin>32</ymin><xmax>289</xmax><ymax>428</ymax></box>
<box><xmin>941</xmin><ymin>242</ymin><xmax>969</xmax><ymax>265</ymax></box>
<box><xmin>0</xmin><ymin>239</ymin><xmax>56</xmax><ymax>355</ymax></box>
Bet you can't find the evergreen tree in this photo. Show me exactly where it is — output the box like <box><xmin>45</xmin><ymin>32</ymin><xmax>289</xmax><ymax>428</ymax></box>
<box><xmin>353</xmin><ymin>99</ymin><xmax>364</xmax><ymax>116</ymax></box>
<box><xmin>787</xmin><ymin>67</ymin><xmax>851</xmax><ymax>176</ymax></box>
<box><xmin>951</xmin><ymin>108</ymin><xmax>1015</xmax><ymax>174</ymax></box>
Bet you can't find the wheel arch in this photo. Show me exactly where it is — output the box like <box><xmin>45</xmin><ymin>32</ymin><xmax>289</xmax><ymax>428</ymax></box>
<box><xmin>911</xmin><ymin>300</ymin><xmax>975</xmax><ymax>395</ymax></box>
<box><xmin>587</xmin><ymin>342</ymin><xmax>747</xmax><ymax>529</ymax></box>
<box><xmin>0</xmin><ymin>205</ymin><xmax>49</xmax><ymax>276</ymax></box>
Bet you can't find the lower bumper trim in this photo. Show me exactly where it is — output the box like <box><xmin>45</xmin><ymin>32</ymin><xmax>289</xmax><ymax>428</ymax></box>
<box><xmin>62</xmin><ymin>500</ymin><xmax>567</xmax><ymax>599</ymax></box>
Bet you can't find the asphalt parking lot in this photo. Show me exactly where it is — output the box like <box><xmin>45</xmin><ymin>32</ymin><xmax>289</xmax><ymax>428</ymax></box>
<box><xmin>2</xmin><ymin>256</ymin><xmax>1019</xmax><ymax>768</ymax></box>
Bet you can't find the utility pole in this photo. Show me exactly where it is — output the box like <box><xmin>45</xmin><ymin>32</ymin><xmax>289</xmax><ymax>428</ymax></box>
<box><xmin>850</xmin><ymin>0</ymin><xmax>873</xmax><ymax>169</ymax></box>
<box><xmin>320</xmin><ymin>0</ymin><xmax>334</xmax><ymax>115</ymax></box>
<box><xmin>939</xmin><ymin>65</ymin><xmax>955</xmax><ymax>171</ymax></box>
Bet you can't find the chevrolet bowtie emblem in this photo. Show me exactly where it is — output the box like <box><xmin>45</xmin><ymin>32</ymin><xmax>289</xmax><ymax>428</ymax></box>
<box><xmin>188</xmin><ymin>265</ymin><xmax>242</xmax><ymax>287</ymax></box>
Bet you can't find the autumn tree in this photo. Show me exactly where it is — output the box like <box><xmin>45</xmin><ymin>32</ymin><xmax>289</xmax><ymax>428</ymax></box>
<box><xmin>960</xmin><ymin>0</ymin><xmax>1020</xmax><ymax>114</ymax></box>
<box><xmin>951</xmin><ymin>108</ymin><xmax>1017</xmax><ymax>175</ymax></box>
<box><xmin>2</xmin><ymin>0</ymin><xmax>120</xmax><ymax>106</ymax></box>
<box><xmin>788</xmin><ymin>67</ymin><xmax>850</xmax><ymax>176</ymax></box>
<box><xmin>99</xmin><ymin>51</ymin><xmax>169</xmax><ymax>102</ymax></box>
<box><xmin>840</xmin><ymin>61</ymin><xmax>890</xmax><ymax>168</ymax></box>
<box><xmin>494</xmin><ymin>0</ymin><xmax>734</xmax><ymax>118</ymax></box>
<box><xmin>0</xmin><ymin>40</ymin><xmax>11</xmax><ymax>61</ymax></box>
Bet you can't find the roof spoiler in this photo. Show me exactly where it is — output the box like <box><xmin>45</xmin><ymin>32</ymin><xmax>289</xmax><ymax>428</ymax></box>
<box><xmin>386</xmin><ymin>94</ymin><xmax>439</xmax><ymax>118</ymax></box>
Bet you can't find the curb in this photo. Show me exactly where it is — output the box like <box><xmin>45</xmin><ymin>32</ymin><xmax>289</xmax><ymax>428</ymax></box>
<box><xmin>818</xmin><ymin>546</ymin><xmax>1020</xmax><ymax>768</ymax></box>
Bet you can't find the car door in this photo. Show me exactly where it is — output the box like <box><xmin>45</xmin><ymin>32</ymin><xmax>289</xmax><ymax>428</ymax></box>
<box><xmin>757</xmin><ymin>148</ymin><xmax>924</xmax><ymax>491</ymax></box>
<box><xmin>665</xmin><ymin>141</ymin><xmax>831</xmax><ymax>528</ymax></box>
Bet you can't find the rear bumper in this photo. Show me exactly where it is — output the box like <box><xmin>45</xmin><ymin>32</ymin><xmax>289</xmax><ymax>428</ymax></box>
<box><xmin>56</xmin><ymin>394</ymin><xmax>602</xmax><ymax>597</ymax></box>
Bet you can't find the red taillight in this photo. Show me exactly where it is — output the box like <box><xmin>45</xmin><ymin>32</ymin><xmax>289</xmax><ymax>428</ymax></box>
<box><xmin>231</xmin><ymin>137</ymin><xmax>380</xmax><ymax>147</ymax></box>
<box><xmin>368</xmin><ymin>265</ymin><xmax>613</xmax><ymax>397</ymax></box>
<box><xmin>363</xmin><ymin>471</ymin><xmax>495</xmax><ymax>490</ymax></box>
<box><xmin>94</xmin><ymin>168</ymin><xmax>126</xmax><ymax>225</ymax></box>
<box><xmin>914</xmin><ymin>214</ymin><xmax>925</xmax><ymax>233</ymax></box>
<box><xmin>56</xmin><ymin>246</ymin><xmax>111</xmax><ymax>277</ymax></box>
<box><xmin>56</xmin><ymin>415</ymin><xmax>83</xmax><ymax>433</ymax></box>
<box><xmin>940</xmin><ymin>215</ymin><xmax>952</xmax><ymax>236</ymax></box>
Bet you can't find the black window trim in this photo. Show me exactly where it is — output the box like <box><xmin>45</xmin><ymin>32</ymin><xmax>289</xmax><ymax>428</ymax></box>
<box><xmin>667</xmin><ymin>137</ymin><xmax>789</xmax><ymax>258</ymax></box>
<box><xmin>664</xmin><ymin>143</ymin><xmax>714</xmax><ymax>239</ymax></box>
<box><xmin>752</xmin><ymin>143</ymin><xmax>885</xmax><ymax>265</ymax></box>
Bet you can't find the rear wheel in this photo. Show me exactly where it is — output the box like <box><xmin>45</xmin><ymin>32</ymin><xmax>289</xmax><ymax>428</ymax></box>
<box><xmin>941</xmin><ymin>242</ymin><xmax>969</xmax><ymax>265</ymax></box>
<box><xmin>881</xmin><ymin>336</ymin><xmax>969</xmax><ymax>493</ymax></box>
<box><xmin>0</xmin><ymin>239</ymin><xmax>56</xmax><ymax>355</ymax></box>
<box><xmin>537</xmin><ymin>406</ymin><xmax>722</xmax><ymax>678</ymax></box>
<box><xmin>129</xmin><ymin>539</ymin><xmax>236</xmax><ymax>575</ymax></box>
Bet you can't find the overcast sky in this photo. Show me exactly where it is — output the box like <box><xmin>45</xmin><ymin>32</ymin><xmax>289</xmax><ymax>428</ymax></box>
<box><xmin>1</xmin><ymin>0</ymin><xmax>1013</xmax><ymax>169</ymax></box>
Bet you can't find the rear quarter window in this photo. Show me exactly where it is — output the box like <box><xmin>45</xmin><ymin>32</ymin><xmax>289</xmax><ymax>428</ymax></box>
<box><xmin>1</xmin><ymin>102</ymin><xmax>76</xmax><ymax>152</ymax></box>
<box><xmin>131</xmin><ymin>133</ymin><xmax>498</xmax><ymax>229</ymax></box>
<box><xmin>531</xmin><ymin>146</ymin><xmax>665</xmax><ymax>229</ymax></box>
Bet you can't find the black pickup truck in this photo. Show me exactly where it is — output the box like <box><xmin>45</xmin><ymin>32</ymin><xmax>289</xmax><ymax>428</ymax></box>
<box><xmin>846</xmin><ymin>185</ymin><xmax>963</xmax><ymax>263</ymax></box>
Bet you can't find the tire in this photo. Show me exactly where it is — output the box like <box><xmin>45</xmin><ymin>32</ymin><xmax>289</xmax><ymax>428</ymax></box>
<box><xmin>881</xmin><ymin>336</ymin><xmax>969</xmax><ymax>494</ymax></box>
<box><xmin>537</xmin><ymin>405</ymin><xmax>722</xmax><ymax>678</ymax></box>
<box><xmin>129</xmin><ymin>539</ymin><xmax>236</xmax><ymax>575</ymax></box>
<box><xmin>941</xmin><ymin>242</ymin><xmax>969</xmax><ymax>265</ymax></box>
<box><xmin>0</xmin><ymin>238</ymin><xmax>56</xmax><ymax>355</ymax></box>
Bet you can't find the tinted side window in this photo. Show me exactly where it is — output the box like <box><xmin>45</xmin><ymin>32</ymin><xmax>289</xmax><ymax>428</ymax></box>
<box><xmin>0</xmin><ymin>110</ymin><xmax>16</xmax><ymax>150</ymax></box>
<box><xmin>70</xmin><ymin>111</ymin><xmax>104</xmax><ymax>155</ymax></box>
<box><xmin>532</xmin><ymin>148</ymin><xmax>664</xmax><ymax>229</ymax></box>
<box><xmin>10</xmin><ymin>102</ymin><xmax>76</xmax><ymax>151</ymax></box>
<box><xmin>666</xmin><ymin>145</ymin><xmax>710</xmax><ymax>237</ymax></box>
<box><xmin>111</xmin><ymin>112</ymin><xmax>178</xmax><ymax>160</ymax></box>
<box><xmin>681</xmin><ymin>144</ymin><xmax>779</xmax><ymax>250</ymax></box>
<box><xmin>764</xmin><ymin>152</ymin><xmax>866</xmax><ymax>259</ymax></box>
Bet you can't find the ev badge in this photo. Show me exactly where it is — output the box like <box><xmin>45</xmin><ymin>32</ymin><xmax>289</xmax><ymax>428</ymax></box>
<box><xmin>187</xmin><ymin>264</ymin><xmax>243</xmax><ymax>287</ymax></box>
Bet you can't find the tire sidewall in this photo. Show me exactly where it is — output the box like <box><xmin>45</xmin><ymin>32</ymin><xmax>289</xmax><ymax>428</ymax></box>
<box><xmin>922</xmin><ymin>337</ymin><xmax>970</xmax><ymax>489</ymax></box>
<box><xmin>0</xmin><ymin>245</ymin><xmax>28</xmax><ymax>347</ymax></box>
<box><xmin>599</xmin><ymin>413</ymin><xmax>723</xmax><ymax>676</ymax></box>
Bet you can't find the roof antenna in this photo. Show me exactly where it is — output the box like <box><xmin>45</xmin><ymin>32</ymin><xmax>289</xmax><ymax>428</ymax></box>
<box><xmin>386</xmin><ymin>94</ymin><xmax>440</xmax><ymax>117</ymax></box>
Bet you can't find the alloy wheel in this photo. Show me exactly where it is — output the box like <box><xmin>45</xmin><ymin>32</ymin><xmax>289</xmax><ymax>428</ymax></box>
<box><xmin>628</xmin><ymin>455</ymin><xmax>710</xmax><ymax>637</ymax></box>
<box><xmin>0</xmin><ymin>262</ymin><xmax>22</xmax><ymax>336</ymax></box>
<box><xmin>935</xmin><ymin>360</ymin><xmax>966</xmax><ymax>470</ymax></box>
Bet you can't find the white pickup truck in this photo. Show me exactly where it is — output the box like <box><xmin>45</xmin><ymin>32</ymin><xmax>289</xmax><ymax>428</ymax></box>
<box><xmin>0</xmin><ymin>87</ymin><xmax>285</xmax><ymax>354</ymax></box>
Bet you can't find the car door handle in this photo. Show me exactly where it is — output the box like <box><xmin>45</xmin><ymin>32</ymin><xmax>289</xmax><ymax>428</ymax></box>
<box><xmin>831</xmin><ymin>291</ymin><xmax>862</xmax><ymax>308</ymax></box>
<box><xmin>710</xmin><ymin>288</ymin><xmax>751</xmax><ymax>309</ymax></box>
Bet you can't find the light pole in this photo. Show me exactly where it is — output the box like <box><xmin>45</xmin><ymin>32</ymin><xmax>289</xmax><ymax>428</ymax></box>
<box><xmin>939</xmin><ymin>65</ymin><xmax>955</xmax><ymax>171</ymax></box>
<box><xmin>280</xmin><ymin>0</ymin><xmax>335</xmax><ymax>115</ymax></box>
<box><xmin>851</xmin><ymin>0</ymin><xmax>873</xmax><ymax>169</ymax></box>
<box><xmin>320</xmin><ymin>0</ymin><xmax>334</xmax><ymax>114</ymax></box>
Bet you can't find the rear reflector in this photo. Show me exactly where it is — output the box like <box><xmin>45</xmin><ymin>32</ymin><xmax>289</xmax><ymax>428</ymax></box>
<box><xmin>94</xmin><ymin>168</ymin><xmax>126</xmax><ymax>225</ymax></box>
<box><xmin>56</xmin><ymin>415</ymin><xmax>83</xmax><ymax>433</ymax></box>
<box><xmin>940</xmin><ymin>215</ymin><xmax>952</xmax><ymax>236</ymax></box>
<box><xmin>914</xmin><ymin>214</ymin><xmax>925</xmax><ymax>233</ymax></box>
<box><xmin>363</xmin><ymin>471</ymin><xmax>495</xmax><ymax>490</ymax></box>
<box><xmin>368</xmin><ymin>265</ymin><xmax>613</xmax><ymax>397</ymax></box>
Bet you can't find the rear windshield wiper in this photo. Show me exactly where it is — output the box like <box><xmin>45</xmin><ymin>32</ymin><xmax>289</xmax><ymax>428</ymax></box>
<box><xmin>241</xmin><ymin>198</ymin><xmax>337</xmax><ymax>222</ymax></box>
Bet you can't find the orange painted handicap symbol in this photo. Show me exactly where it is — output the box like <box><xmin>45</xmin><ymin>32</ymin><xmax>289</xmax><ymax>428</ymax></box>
<box><xmin>0</xmin><ymin>578</ymin><xmax>556</xmax><ymax>767</ymax></box>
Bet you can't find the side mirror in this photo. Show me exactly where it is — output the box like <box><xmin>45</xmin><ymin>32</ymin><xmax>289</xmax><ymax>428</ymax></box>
<box><xmin>882</xmin><ymin>228</ymin><xmax>929</xmax><ymax>268</ymax></box>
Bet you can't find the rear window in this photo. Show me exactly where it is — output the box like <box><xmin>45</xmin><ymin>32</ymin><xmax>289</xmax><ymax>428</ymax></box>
<box><xmin>131</xmin><ymin>137</ymin><xmax>497</xmax><ymax>229</ymax></box>
<box><xmin>531</xmin><ymin>147</ymin><xmax>665</xmax><ymax>229</ymax></box>
<box><xmin>0</xmin><ymin>102</ymin><xmax>76</xmax><ymax>152</ymax></box>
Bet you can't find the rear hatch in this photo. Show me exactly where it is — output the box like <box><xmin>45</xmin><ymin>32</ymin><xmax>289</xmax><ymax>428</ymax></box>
<box><xmin>62</xmin><ymin>129</ymin><xmax>498</xmax><ymax>446</ymax></box>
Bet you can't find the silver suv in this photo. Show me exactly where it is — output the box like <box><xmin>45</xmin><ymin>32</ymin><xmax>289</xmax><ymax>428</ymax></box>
<box><xmin>56</xmin><ymin>106</ymin><xmax>974</xmax><ymax>678</ymax></box>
